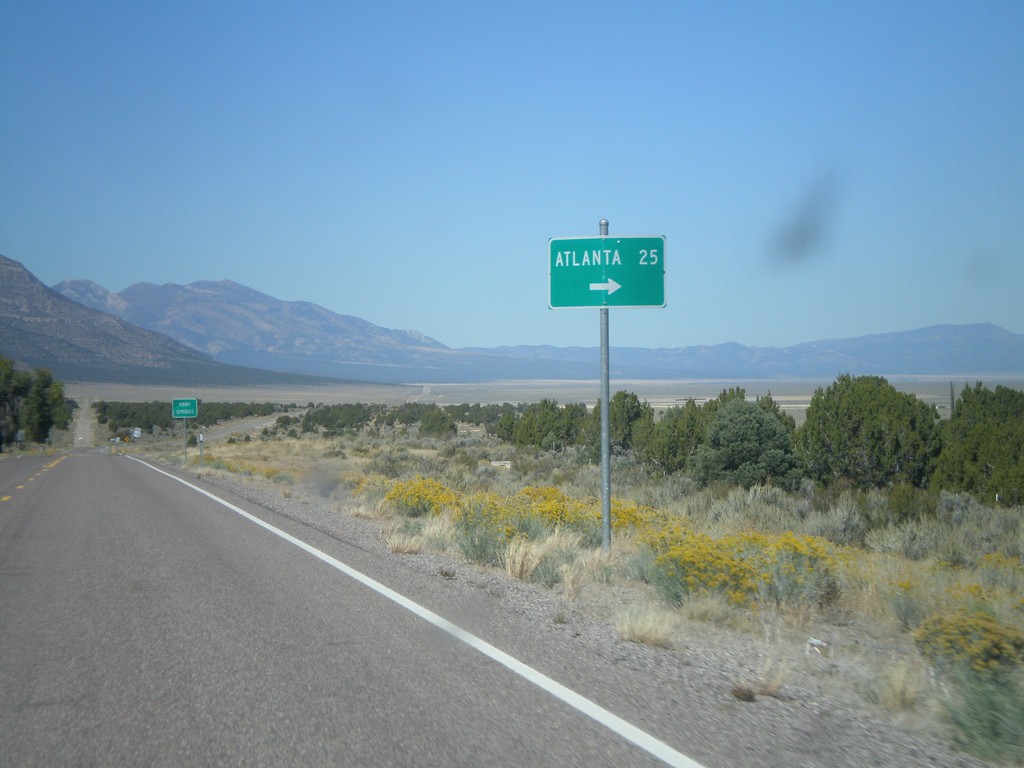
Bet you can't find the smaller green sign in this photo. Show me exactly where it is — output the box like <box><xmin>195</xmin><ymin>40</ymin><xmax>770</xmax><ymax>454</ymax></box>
<box><xmin>172</xmin><ymin>398</ymin><xmax>198</xmax><ymax>419</ymax></box>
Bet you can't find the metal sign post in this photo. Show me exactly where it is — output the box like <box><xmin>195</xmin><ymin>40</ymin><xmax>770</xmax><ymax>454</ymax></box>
<box><xmin>598</xmin><ymin>220</ymin><xmax>612</xmax><ymax>551</ymax></box>
<box><xmin>548</xmin><ymin>221</ymin><xmax>666</xmax><ymax>551</ymax></box>
<box><xmin>172</xmin><ymin>398</ymin><xmax>199</xmax><ymax>464</ymax></box>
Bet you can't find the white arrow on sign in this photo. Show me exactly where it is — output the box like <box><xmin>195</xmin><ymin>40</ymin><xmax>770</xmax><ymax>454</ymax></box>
<box><xmin>589</xmin><ymin>278</ymin><xmax>621</xmax><ymax>295</ymax></box>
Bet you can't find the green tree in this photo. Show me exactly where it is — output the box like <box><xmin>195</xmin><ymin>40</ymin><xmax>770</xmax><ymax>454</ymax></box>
<box><xmin>419</xmin><ymin>406</ymin><xmax>457</xmax><ymax>437</ymax></box>
<box><xmin>549</xmin><ymin>402</ymin><xmax>587</xmax><ymax>450</ymax></box>
<box><xmin>691</xmin><ymin>387</ymin><xmax>747</xmax><ymax>439</ymax></box>
<box><xmin>494</xmin><ymin>411</ymin><xmax>517</xmax><ymax>443</ymax></box>
<box><xmin>630</xmin><ymin>389</ymin><xmax>758</xmax><ymax>476</ymax></box>
<box><xmin>632</xmin><ymin>399</ymin><xmax>704</xmax><ymax>474</ymax></box>
<box><xmin>301</xmin><ymin>402</ymin><xmax>379</xmax><ymax>433</ymax></box>
<box><xmin>21</xmin><ymin>369</ymin><xmax>50</xmax><ymax>442</ymax></box>
<box><xmin>0</xmin><ymin>358</ymin><xmax>28</xmax><ymax>450</ymax></box>
<box><xmin>691</xmin><ymin>398</ymin><xmax>801</xmax><ymax>488</ymax></box>
<box><xmin>580</xmin><ymin>390</ymin><xmax>654</xmax><ymax>460</ymax></box>
<box><xmin>757</xmin><ymin>392</ymin><xmax>796</xmax><ymax>433</ymax></box>
<box><xmin>1</xmin><ymin>365</ymin><xmax>69</xmax><ymax>446</ymax></box>
<box><xmin>514</xmin><ymin>399</ymin><xmax>561</xmax><ymax>447</ymax></box>
<box><xmin>508</xmin><ymin>399</ymin><xmax>586</xmax><ymax>450</ymax></box>
<box><xmin>931</xmin><ymin>383</ymin><xmax>1024</xmax><ymax>502</ymax></box>
<box><xmin>609</xmin><ymin>391</ymin><xmax>652</xmax><ymax>450</ymax></box>
<box><xmin>796</xmin><ymin>374</ymin><xmax>940</xmax><ymax>488</ymax></box>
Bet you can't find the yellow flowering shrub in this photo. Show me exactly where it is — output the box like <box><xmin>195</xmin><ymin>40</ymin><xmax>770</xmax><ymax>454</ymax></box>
<box><xmin>736</xmin><ymin>531</ymin><xmax>840</xmax><ymax>606</ymax></box>
<box><xmin>515</xmin><ymin>486</ymin><xmax>593</xmax><ymax>528</ymax></box>
<box><xmin>453</xmin><ymin>492</ymin><xmax>530</xmax><ymax>565</ymax></box>
<box><xmin>637</xmin><ymin>516</ymin><xmax>695</xmax><ymax>554</ymax></box>
<box><xmin>454</xmin><ymin>492</ymin><xmax>527</xmax><ymax>540</ymax></box>
<box><xmin>510</xmin><ymin>487</ymin><xmax>661</xmax><ymax>536</ymax></box>
<box><xmin>439</xmin><ymin>486</ymin><xmax>663</xmax><ymax>556</ymax></box>
<box><xmin>654</xmin><ymin>531</ymin><xmax>758</xmax><ymax>606</ymax></box>
<box><xmin>383</xmin><ymin>476</ymin><xmax>461</xmax><ymax>517</ymax></box>
<box><xmin>915</xmin><ymin>608</ymin><xmax>1024</xmax><ymax>676</ymax></box>
<box><xmin>611</xmin><ymin>499</ymin><xmax>662</xmax><ymax>530</ymax></box>
<box><xmin>652</xmin><ymin>529</ymin><xmax>840</xmax><ymax>608</ymax></box>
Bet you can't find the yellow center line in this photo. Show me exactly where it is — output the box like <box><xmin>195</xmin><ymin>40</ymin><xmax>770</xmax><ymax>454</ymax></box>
<box><xmin>3</xmin><ymin>456</ymin><xmax>68</xmax><ymax>500</ymax></box>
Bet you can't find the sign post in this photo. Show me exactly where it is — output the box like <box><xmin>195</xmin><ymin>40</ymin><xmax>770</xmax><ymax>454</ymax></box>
<box><xmin>598</xmin><ymin>224</ymin><xmax>612</xmax><ymax>553</ymax></box>
<box><xmin>549</xmin><ymin>223</ymin><xmax>666</xmax><ymax>550</ymax></box>
<box><xmin>172</xmin><ymin>398</ymin><xmax>199</xmax><ymax>462</ymax></box>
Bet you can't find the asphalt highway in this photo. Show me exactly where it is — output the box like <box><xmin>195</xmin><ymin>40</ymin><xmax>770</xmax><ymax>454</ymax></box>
<box><xmin>0</xmin><ymin>452</ymin><xmax>701</xmax><ymax>767</ymax></box>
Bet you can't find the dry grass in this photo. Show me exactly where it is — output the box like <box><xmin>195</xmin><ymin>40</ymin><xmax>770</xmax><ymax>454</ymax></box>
<box><xmin>501</xmin><ymin>531</ymin><xmax>586</xmax><ymax>584</ymax></box>
<box><xmin>384</xmin><ymin>531</ymin><xmax>423</xmax><ymax>554</ymax></box>
<box><xmin>382</xmin><ymin>521</ymin><xmax>424</xmax><ymax>554</ymax></box>
<box><xmin>615</xmin><ymin>604</ymin><xmax>678</xmax><ymax>648</ymax></box>
<box><xmin>727</xmin><ymin>646</ymin><xmax>792</xmax><ymax>702</ymax></box>
<box><xmin>678</xmin><ymin>591</ymin><xmax>751</xmax><ymax>631</ymax></box>
<box><xmin>577</xmin><ymin>547</ymin><xmax>618</xmax><ymax>585</ymax></box>
<box><xmin>420</xmin><ymin>515</ymin><xmax>456</xmax><ymax>552</ymax></box>
<box><xmin>559</xmin><ymin>558</ymin><xmax>587</xmax><ymax>601</ymax></box>
<box><xmin>503</xmin><ymin>537</ymin><xmax>543</xmax><ymax>581</ymax></box>
<box><xmin>868</xmin><ymin>657</ymin><xmax>928</xmax><ymax>712</ymax></box>
<box><xmin>350</xmin><ymin>502</ymin><xmax>386</xmax><ymax>520</ymax></box>
<box><xmin>771</xmin><ymin>601</ymin><xmax>817</xmax><ymax>635</ymax></box>
<box><xmin>754</xmin><ymin>652</ymin><xmax>791</xmax><ymax>698</ymax></box>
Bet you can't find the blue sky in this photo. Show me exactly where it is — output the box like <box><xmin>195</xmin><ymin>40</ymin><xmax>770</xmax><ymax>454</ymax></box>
<box><xmin>2</xmin><ymin>1</ymin><xmax>1021</xmax><ymax>350</ymax></box>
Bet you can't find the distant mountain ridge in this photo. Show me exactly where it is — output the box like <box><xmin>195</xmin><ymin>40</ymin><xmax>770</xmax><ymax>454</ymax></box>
<box><xmin>6</xmin><ymin>254</ymin><xmax>1022</xmax><ymax>384</ymax></box>
<box><xmin>464</xmin><ymin>323</ymin><xmax>1024</xmax><ymax>379</ymax></box>
<box><xmin>51</xmin><ymin>277</ymin><xmax>550</xmax><ymax>382</ymax></box>
<box><xmin>0</xmin><ymin>255</ymin><xmax>339</xmax><ymax>386</ymax></box>
<box><xmin>56</xmin><ymin>278</ymin><xmax>446</xmax><ymax>363</ymax></box>
<box><xmin>53</xmin><ymin>275</ymin><xmax>1024</xmax><ymax>383</ymax></box>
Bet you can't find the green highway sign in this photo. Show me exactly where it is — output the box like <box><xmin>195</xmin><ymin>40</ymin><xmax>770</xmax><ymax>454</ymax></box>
<box><xmin>549</xmin><ymin>235</ymin><xmax>666</xmax><ymax>309</ymax></box>
<box><xmin>172</xmin><ymin>398</ymin><xmax>198</xmax><ymax>419</ymax></box>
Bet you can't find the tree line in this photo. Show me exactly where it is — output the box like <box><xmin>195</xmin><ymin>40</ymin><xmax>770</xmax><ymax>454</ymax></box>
<box><xmin>283</xmin><ymin>377</ymin><xmax>1021</xmax><ymax>502</ymax></box>
<box><xmin>278</xmin><ymin>401</ymin><xmax>517</xmax><ymax>439</ymax></box>
<box><xmin>494</xmin><ymin>375</ymin><xmax>1023</xmax><ymax>503</ymax></box>
<box><xmin>0</xmin><ymin>356</ymin><xmax>73</xmax><ymax>450</ymax></box>
<box><xmin>94</xmin><ymin>400</ymin><xmax>290</xmax><ymax>437</ymax></box>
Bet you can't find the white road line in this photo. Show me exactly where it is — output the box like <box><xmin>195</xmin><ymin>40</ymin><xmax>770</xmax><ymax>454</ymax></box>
<box><xmin>131</xmin><ymin>457</ymin><xmax>707</xmax><ymax>768</ymax></box>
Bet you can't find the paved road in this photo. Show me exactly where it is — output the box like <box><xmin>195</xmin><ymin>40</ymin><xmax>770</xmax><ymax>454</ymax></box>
<box><xmin>0</xmin><ymin>452</ymin><xmax>698</xmax><ymax>767</ymax></box>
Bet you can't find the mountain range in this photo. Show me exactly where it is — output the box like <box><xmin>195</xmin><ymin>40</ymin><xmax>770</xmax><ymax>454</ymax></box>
<box><xmin>0</xmin><ymin>255</ymin><xmax>335</xmax><ymax>386</ymax></box>
<box><xmin>2</xmin><ymin>254</ymin><xmax>1022</xmax><ymax>385</ymax></box>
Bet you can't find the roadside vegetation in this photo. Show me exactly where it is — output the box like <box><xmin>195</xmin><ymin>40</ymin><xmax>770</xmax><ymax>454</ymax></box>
<box><xmin>0</xmin><ymin>355</ymin><xmax>72</xmax><ymax>451</ymax></box>
<box><xmin>94</xmin><ymin>400</ymin><xmax>292</xmax><ymax>440</ymax></box>
<box><xmin>105</xmin><ymin>375</ymin><xmax>1023</xmax><ymax>762</ymax></box>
